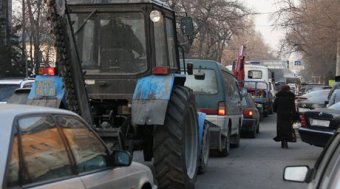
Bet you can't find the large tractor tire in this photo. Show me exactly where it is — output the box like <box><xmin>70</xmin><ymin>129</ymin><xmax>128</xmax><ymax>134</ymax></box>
<box><xmin>153</xmin><ymin>85</ymin><xmax>199</xmax><ymax>189</ymax></box>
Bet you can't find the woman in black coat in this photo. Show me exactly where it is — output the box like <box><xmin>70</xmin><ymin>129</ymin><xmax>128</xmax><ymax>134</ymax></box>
<box><xmin>273</xmin><ymin>84</ymin><xmax>296</xmax><ymax>148</ymax></box>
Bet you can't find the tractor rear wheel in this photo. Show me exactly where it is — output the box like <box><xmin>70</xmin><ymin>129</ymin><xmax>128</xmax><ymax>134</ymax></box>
<box><xmin>153</xmin><ymin>85</ymin><xmax>199</xmax><ymax>189</ymax></box>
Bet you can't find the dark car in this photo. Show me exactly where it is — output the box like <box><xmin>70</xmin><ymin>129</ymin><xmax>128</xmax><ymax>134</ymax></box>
<box><xmin>296</xmin><ymin>89</ymin><xmax>330</xmax><ymax>114</ymax></box>
<box><xmin>183</xmin><ymin>59</ymin><xmax>243</xmax><ymax>156</ymax></box>
<box><xmin>241</xmin><ymin>93</ymin><xmax>261</xmax><ymax>138</ymax></box>
<box><xmin>298</xmin><ymin>102</ymin><xmax>340</xmax><ymax>147</ymax></box>
<box><xmin>283</xmin><ymin>127</ymin><xmax>340</xmax><ymax>188</ymax></box>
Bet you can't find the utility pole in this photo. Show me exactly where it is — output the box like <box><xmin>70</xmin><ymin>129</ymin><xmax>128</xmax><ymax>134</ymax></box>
<box><xmin>337</xmin><ymin>0</ymin><xmax>340</xmax><ymax>76</ymax></box>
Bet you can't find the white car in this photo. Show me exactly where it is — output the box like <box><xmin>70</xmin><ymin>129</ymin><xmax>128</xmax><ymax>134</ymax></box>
<box><xmin>1</xmin><ymin>104</ymin><xmax>156</xmax><ymax>189</ymax></box>
<box><xmin>0</xmin><ymin>78</ymin><xmax>34</xmax><ymax>104</ymax></box>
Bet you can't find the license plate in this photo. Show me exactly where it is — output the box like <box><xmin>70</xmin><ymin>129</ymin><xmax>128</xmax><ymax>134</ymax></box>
<box><xmin>35</xmin><ymin>80</ymin><xmax>56</xmax><ymax>97</ymax></box>
<box><xmin>311</xmin><ymin>119</ymin><xmax>330</xmax><ymax>127</ymax></box>
<box><xmin>299</xmin><ymin>108</ymin><xmax>310</xmax><ymax>112</ymax></box>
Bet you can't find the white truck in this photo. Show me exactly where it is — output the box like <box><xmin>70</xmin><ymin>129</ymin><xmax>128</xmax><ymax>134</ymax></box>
<box><xmin>227</xmin><ymin>63</ymin><xmax>275</xmax><ymax>117</ymax></box>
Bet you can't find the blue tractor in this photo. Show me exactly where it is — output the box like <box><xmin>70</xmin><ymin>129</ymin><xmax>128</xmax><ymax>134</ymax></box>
<box><xmin>26</xmin><ymin>0</ymin><xmax>211</xmax><ymax>188</ymax></box>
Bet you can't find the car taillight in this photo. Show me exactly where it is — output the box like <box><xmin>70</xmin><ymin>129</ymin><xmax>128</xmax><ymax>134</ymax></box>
<box><xmin>218</xmin><ymin>101</ymin><xmax>226</xmax><ymax>115</ymax></box>
<box><xmin>243</xmin><ymin>108</ymin><xmax>253</xmax><ymax>117</ymax></box>
<box><xmin>301</xmin><ymin>113</ymin><xmax>306</xmax><ymax>127</ymax></box>
<box><xmin>38</xmin><ymin>67</ymin><xmax>55</xmax><ymax>75</ymax></box>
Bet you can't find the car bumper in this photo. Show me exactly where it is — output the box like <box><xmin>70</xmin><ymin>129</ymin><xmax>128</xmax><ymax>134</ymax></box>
<box><xmin>241</xmin><ymin>118</ymin><xmax>256</xmax><ymax>132</ymax></box>
<box><xmin>298</xmin><ymin>127</ymin><xmax>334</xmax><ymax>147</ymax></box>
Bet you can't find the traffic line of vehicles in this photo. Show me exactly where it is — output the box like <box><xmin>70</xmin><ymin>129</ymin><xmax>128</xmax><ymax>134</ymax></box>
<box><xmin>0</xmin><ymin>0</ymin><xmax>257</xmax><ymax>189</ymax></box>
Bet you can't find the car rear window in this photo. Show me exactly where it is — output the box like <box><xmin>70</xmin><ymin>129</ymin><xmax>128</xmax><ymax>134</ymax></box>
<box><xmin>184</xmin><ymin>69</ymin><xmax>218</xmax><ymax>95</ymax></box>
<box><xmin>241</xmin><ymin>96</ymin><xmax>250</xmax><ymax>107</ymax></box>
<box><xmin>0</xmin><ymin>84</ymin><xmax>20</xmax><ymax>101</ymax></box>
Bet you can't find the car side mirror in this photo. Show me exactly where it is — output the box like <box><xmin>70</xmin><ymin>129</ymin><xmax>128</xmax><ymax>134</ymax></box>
<box><xmin>283</xmin><ymin>166</ymin><xmax>309</xmax><ymax>183</ymax></box>
<box><xmin>181</xmin><ymin>17</ymin><xmax>194</xmax><ymax>36</ymax></box>
<box><xmin>256</xmin><ymin>104</ymin><xmax>263</xmax><ymax>109</ymax></box>
<box><xmin>113</xmin><ymin>151</ymin><xmax>132</xmax><ymax>167</ymax></box>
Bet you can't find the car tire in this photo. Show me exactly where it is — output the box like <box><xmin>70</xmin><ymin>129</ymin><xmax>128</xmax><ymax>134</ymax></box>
<box><xmin>218</xmin><ymin>128</ymin><xmax>231</xmax><ymax>157</ymax></box>
<box><xmin>256</xmin><ymin>122</ymin><xmax>260</xmax><ymax>133</ymax></box>
<box><xmin>263</xmin><ymin>110</ymin><xmax>268</xmax><ymax>117</ymax></box>
<box><xmin>250</xmin><ymin>124</ymin><xmax>256</xmax><ymax>138</ymax></box>
<box><xmin>231</xmin><ymin>125</ymin><xmax>241</xmax><ymax>148</ymax></box>
<box><xmin>198</xmin><ymin>121</ymin><xmax>210</xmax><ymax>175</ymax></box>
<box><xmin>153</xmin><ymin>86</ymin><xmax>199</xmax><ymax>189</ymax></box>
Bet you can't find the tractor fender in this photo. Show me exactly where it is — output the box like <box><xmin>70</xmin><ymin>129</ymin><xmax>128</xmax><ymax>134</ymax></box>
<box><xmin>28</xmin><ymin>75</ymin><xmax>66</xmax><ymax>108</ymax></box>
<box><xmin>197</xmin><ymin>112</ymin><xmax>206</xmax><ymax>152</ymax></box>
<box><xmin>132</xmin><ymin>74</ymin><xmax>185</xmax><ymax>125</ymax></box>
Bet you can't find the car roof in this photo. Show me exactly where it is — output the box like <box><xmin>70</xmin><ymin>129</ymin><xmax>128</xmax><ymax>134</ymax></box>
<box><xmin>0</xmin><ymin>78</ymin><xmax>34</xmax><ymax>85</ymax></box>
<box><xmin>0</xmin><ymin>104</ymin><xmax>78</xmax><ymax>120</ymax></box>
<box><xmin>183</xmin><ymin>59</ymin><xmax>233</xmax><ymax>74</ymax></box>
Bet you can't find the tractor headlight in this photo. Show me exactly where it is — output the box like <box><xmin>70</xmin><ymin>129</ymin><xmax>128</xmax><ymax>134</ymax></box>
<box><xmin>150</xmin><ymin>10</ymin><xmax>162</xmax><ymax>23</ymax></box>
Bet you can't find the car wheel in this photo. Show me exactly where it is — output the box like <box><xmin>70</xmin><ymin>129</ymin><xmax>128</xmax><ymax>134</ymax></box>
<box><xmin>153</xmin><ymin>86</ymin><xmax>199</xmax><ymax>189</ymax></box>
<box><xmin>250</xmin><ymin>124</ymin><xmax>256</xmax><ymax>138</ymax></box>
<box><xmin>198</xmin><ymin>121</ymin><xmax>210</xmax><ymax>175</ymax></box>
<box><xmin>256</xmin><ymin>122</ymin><xmax>260</xmax><ymax>133</ymax></box>
<box><xmin>231</xmin><ymin>125</ymin><xmax>240</xmax><ymax>148</ymax></box>
<box><xmin>218</xmin><ymin>128</ymin><xmax>230</xmax><ymax>157</ymax></box>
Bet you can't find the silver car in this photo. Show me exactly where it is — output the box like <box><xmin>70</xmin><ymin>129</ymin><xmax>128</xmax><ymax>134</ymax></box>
<box><xmin>283</xmin><ymin>127</ymin><xmax>340</xmax><ymax>188</ymax></box>
<box><xmin>1</xmin><ymin>104</ymin><xmax>156</xmax><ymax>189</ymax></box>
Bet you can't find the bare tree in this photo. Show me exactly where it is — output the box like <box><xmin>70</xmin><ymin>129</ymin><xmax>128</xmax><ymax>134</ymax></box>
<box><xmin>273</xmin><ymin>0</ymin><xmax>338</xmax><ymax>81</ymax></box>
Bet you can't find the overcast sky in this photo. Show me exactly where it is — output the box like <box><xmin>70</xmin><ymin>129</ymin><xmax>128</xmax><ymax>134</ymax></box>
<box><xmin>241</xmin><ymin>0</ymin><xmax>285</xmax><ymax>51</ymax></box>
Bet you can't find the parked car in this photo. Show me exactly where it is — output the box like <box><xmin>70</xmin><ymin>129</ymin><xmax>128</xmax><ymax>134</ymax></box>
<box><xmin>298</xmin><ymin>102</ymin><xmax>340</xmax><ymax>147</ymax></box>
<box><xmin>183</xmin><ymin>59</ymin><xmax>243</xmax><ymax>156</ymax></box>
<box><xmin>304</xmin><ymin>85</ymin><xmax>331</xmax><ymax>94</ymax></box>
<box><xmin>296</xmin><ymin>89</ymin><xmax>330</xmax><ymax>114</ymax></box>
<box><xmin>299</xmin><ymin>84</ymin><xmax>331</xmax><ymax>96</ymax></box>
<box><xmin>240</xmin><ymin>93</ymin><xmax>261</xmax><ymax>138</ymax></box>
<box><xmin>1</xmin><ymin>104</ymin><xmax>155</xmax><ymax>189</ymax></box>
<box><xmin>283</xmin><ymin>126</ymin><xmax>340</xmax><ymax>188</ymax></box>
<box><xmin>0</xmin><ymin>78</ymin><xmax>34</xmax><ymax>104</ymax></box>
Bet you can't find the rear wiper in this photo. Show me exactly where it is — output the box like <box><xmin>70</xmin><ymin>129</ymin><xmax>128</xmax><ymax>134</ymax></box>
<box><xmin>74</xmin><ymin>9</ymin><xmax>97</xmax><ymax>35</ymax></box>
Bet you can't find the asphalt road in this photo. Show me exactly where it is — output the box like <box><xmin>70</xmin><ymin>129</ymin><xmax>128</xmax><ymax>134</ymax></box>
<box><xmin>134</xmin><ymin>113</ymin><xmax>323</xmax><ymax>189</ymax></box>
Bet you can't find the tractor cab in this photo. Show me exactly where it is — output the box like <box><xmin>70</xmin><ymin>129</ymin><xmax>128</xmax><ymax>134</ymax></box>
<box><xmin>68</xmin><ymin>0</ymin><xmax>192</xmax><ymax>100</ymax></box>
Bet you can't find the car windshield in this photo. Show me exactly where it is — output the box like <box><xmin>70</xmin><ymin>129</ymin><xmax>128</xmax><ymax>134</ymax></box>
<box><xmin>241</xmin><ymin>95</ymin><xmax>251</xmax><ymax>108</ymax></box>
<box><xmin>0</xmin><ymin>84</ymin><xmax>20</xmax><ymax>102</ymax></box>
<box><xmin>184</xmin><ymin>69</ymin><xmax>218</xmax><ymax>95</ymax></box>
<box><xmin>71</xmin><ymin>12</ymin><xmax>147</xmax><ymax>74</ymax></box>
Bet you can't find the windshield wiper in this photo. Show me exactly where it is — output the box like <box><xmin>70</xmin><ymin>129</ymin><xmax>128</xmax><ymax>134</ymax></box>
<box><xmin>74</xmin><ymin>9</ymin><xmax>97</xmax><ymax>35</ymax></box>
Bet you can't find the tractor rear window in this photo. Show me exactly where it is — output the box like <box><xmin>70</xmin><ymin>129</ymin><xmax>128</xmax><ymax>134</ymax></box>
<box><xmin>184</xmin><ymin>69</ymin><xmax>218</xmax><ymax>95</ymax></box>
<box><xmin>71</xmin><ymin>12</ymin><xmax>147</xmax><ymax>74</ymax></box>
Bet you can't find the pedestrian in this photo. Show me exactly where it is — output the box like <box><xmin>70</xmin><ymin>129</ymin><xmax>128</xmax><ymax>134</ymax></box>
<box><xmin>273</xmin><ymin>84</ymin><xmax>297</xmax><ymax>148</ymax></box>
